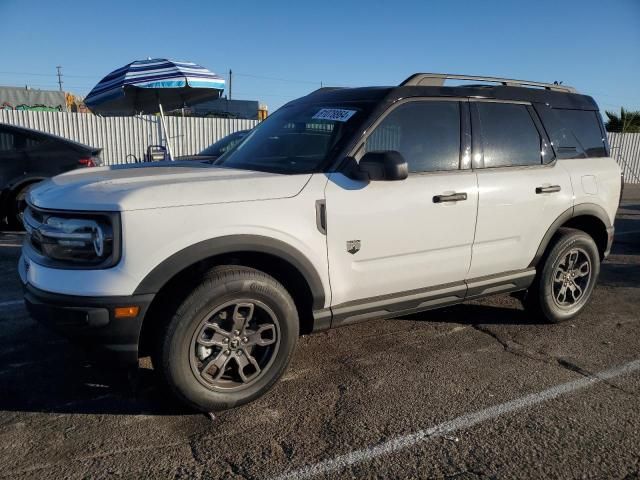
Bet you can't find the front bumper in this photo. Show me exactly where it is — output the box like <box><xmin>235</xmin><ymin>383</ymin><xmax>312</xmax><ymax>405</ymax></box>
<box><xmin>23</xmin><ymin>283</ymin><xmax>154</xmax><ymax>365</ymax></box>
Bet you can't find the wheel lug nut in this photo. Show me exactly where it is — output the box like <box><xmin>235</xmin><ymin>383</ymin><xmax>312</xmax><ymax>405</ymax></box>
<box><xmin>234</xmin><ymin>330</ymin><xmax>240</xmax><ymax>335</ymax></box>
<box><xmin>242</xmin><ymin>337</ymin><xmax>248</xmax><ymax>343</ymax></box>
<box><xmin>225</xmin><ymin>350</ymin><xmax>230</xmax><ymax>355</ymax></box>
<box><xmin>223</xmin><ymin>338</ymin><xmax>229</xmax><ymax>343</ymax></box>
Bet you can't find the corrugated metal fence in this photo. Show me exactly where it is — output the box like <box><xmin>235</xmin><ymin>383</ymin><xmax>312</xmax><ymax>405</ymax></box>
<box><xmin>608</xmin><ymin>133</ymin><xmax>640</xmax><ymax>184</ymax></box>
<box><xmin>0</xmin><ymin>110</ymin><xmax>258</xmax><ymax>165</ymax></box>
<box><xmin>1</xmin><ymin>111</ymin><xmax>639</xmax><ymax>182</ymax></box>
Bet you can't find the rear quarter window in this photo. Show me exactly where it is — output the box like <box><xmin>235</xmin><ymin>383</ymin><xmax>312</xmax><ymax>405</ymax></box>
<box><xmin>553</xmin><ymin>109</ymin><xmax>607</xmax><ymax>158</ymax></box>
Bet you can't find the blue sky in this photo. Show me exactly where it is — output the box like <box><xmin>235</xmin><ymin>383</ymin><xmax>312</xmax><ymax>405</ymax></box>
<box><xmin>1</xmin><ymin>0</ymin><xmax>638</xmax><ymax>114</ymax></box>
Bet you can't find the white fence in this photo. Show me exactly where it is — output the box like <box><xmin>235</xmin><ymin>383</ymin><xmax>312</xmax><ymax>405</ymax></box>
<box><xmin>0</xmin><ymin>110</ymin><xmax>258</xmax><ymax>165</ymax></box>
<box><xmin>608</xmin><ymin>133</ymin><xmax>640</xmax><ymax>184</ymax></box>
<box><xmin>1</xmin><ymin>111</ymin><xmax>639</xmax><ymax>182</ymax></box>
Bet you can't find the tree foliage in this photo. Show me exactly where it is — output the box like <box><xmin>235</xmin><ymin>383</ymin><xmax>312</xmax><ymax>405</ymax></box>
<box><xmin>605</xmin><ymin>108</ymin><xmax>640</xmax><ymax>133</ymax></box>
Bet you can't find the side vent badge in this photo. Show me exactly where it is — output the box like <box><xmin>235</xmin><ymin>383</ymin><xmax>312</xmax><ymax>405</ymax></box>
<box><xmin>346</xmin><ymin>240</ymin><xmax>361</xmax><ymax>255</ymax></box>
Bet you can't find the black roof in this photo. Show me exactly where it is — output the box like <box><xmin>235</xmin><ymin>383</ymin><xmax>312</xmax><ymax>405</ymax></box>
<box><xmin>296</xmin><ymin>84</ymin><xmax>598</xmax><ymax>111</ymax></box>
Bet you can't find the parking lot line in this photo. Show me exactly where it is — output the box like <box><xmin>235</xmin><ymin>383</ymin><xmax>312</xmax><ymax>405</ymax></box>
<box><xmin>273</xmin><ymin>359</ymin><xmax>640</xmax><ymax>480</ymax></box>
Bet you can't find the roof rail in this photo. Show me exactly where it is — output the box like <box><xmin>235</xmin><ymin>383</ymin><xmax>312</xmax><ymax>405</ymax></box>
<box><xmin>400</xmin><ymin>73</ymin><xmax>577</xmax><ymax>93</ymax></box>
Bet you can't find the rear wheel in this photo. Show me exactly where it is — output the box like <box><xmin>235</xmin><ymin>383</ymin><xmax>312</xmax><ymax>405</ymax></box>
<box><xmin>524</xmin><ymin>228</ymin><xmax>600</xmax><ymax>323</ymax></box>
<box><xmin>157</xmin><ymin>266</ymin><xmax>299</xmax><ymax>411</ymax></box>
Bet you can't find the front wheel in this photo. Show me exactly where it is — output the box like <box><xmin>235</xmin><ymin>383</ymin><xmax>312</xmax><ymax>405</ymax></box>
<box><xmin>524</xmin><ymin>228</ymin><xmax>600</xmax><ymax>323</ymax></box>
<box><xmin>157</xmin><ymin>266</ymin><xmax>299</xmax><ymax>412</ymax></box>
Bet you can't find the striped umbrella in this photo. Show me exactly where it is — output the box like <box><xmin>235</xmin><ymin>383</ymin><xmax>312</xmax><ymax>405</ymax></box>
<box><xmin>85</xmin><ymin>58</ymin><xmax>225</xmax><ymax>115</ymax></box>
<box><xmin>85</xmin><ymin>59</ymin><xmax>225</xmax><ymax>159</ymax></box>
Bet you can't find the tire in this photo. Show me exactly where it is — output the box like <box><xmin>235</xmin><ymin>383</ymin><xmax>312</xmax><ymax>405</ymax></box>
<box><xmin>7</xmin><ymin>183</ymin><xmax>37</xmax><ymax>229</ymax></box>
<box><xmin>157</xmin><ymin>266</ymin><xmax>299</xmax><ymax>412</ymax></box>
<box><xmin>524</xmin><ymin>228</ymin><xmax>600</xmax><ymax>323</ymax></box>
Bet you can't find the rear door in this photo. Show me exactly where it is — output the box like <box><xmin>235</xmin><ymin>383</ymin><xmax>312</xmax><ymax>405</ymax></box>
<box><xmin>325</xmin><ymin>98</ymin><xmax>478</xmax><ymax>314</ymax></box>
<box><xmin>467</xmin><ymin>100</ymin><xmax>573</xmax><ymax>280</ymax></box>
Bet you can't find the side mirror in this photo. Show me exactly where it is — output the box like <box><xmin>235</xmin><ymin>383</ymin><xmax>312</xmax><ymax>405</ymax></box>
<box><xmin>357</xmin><ymin>151</ymin><xmax>408</xmax><ymax>181</ymax></box>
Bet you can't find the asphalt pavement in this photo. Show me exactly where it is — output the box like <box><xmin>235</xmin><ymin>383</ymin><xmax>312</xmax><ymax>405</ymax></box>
<box><xmin>0</xmin><ymin>186</ymin><xmax>639</xmax><ymax>479</ymax></box>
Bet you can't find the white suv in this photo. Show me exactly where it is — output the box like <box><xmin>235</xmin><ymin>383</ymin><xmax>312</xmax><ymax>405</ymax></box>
<box><xmin>20</xmin><ymin>73</ymin><xmax>622</xmax><ymax>412</ymax></box>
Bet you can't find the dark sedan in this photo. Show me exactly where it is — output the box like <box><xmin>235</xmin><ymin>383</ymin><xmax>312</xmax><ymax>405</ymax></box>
<box><xmin>176</xmin><ymin>129</ymin><xmax>249</xmax><ymax>162</ymax></box>
<box><xmin>0</xmin><ymin>123</ymin><xmax>102</xmax><ymax>228</ymax></box>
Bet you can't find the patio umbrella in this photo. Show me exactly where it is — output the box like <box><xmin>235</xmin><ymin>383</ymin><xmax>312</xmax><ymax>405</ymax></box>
<box><xmin>85</xmin><ymin>58</ymin><xmax>225</xmax><ymax>159</ymax></box>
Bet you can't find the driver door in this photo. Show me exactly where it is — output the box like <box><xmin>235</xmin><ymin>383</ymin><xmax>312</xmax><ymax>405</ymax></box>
<box><xmin>324</xmin><ymin>99</ymin><xmax>478</xmax><ymax>325</ymax></box>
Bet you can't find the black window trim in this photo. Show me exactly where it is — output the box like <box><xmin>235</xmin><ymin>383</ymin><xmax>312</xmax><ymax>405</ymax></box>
<box><xmin>469</xmin><ymin>99</ymin><xmax>556</xmax><ymax>170</ymax></box>
<box><xmin>351</xmin><ymin>96</ymin><xmax>470</xmax><ymax>176</ymax></box>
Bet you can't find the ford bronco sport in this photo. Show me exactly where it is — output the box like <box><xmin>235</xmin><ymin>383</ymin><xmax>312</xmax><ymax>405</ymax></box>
<box><xmin>20</xmin><ymin>73</ymin><xmax>622</xmax><ymax>412</ymax></box>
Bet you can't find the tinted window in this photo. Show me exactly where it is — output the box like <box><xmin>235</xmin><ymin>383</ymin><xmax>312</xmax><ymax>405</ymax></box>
<box><xmin>534</xmin><ymin>105</ymin><xmax>585</xmax><ymax>159</ymax></box>
<box><xmin>365</xmin><ymin>101</ymin><xmax>460</xmax><ymax>173</ymax></box>
<box><xmin>476</xmin><ymin>103</ymin><xmax>549</xmax><ymax>167</ymax></box>
<box><xmin>216</xmin><ymin>102</ymin><xmax>373</xmax><ymax>174</ymax></box>
<box><xmin>199</xmin><ymin>131</ymin><xmax>247</xmax><ymax>156</ymax></box>
<box><xmin>554</xmin><ymin>109</ymin><xmax>606</xmax><ymax>157</ymax></box>
<box><xmin>0</xmin><ymin>131</ymin><xmax>16</xmax><ymax>152</ymax></box>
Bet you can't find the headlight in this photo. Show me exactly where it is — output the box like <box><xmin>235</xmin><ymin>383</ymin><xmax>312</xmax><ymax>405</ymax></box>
<box><xmin>24</xmin><ymin>206</ymin><xmax>120</xmax><ymax>268</ymax></box>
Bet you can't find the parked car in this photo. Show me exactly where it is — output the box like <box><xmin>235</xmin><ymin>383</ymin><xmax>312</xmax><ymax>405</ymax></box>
<box><xmin>0</xmin><ymin>123</ymin><xmax>102</xmax><ymax>227</ymax></box>
<box><xmin>176</xmin><ymin>129</ymin><xmax>249</xmax><ymax>162</ymax></box>
<box><xmin>20</xmin><ymin>73</ymin><xmax>621</xmax><ymax>412</ymax></box>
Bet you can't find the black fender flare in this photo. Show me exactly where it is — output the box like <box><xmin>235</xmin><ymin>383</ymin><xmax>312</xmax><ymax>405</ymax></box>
<box><xmin>528</xmin><ymin>203</ymin><xmax>612</xmax><ymax>267</ymax></box>
<box><xmin>133</xmin><ymin>234</ymin><xmax>327</xmax><ymax>310</ymax></box>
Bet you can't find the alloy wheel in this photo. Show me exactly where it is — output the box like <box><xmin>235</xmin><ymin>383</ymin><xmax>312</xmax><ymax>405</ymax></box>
<box><xmin>551</xmin><ymin>248</ymin><xmax>592</xmax><ymax>308</ymax></box>
<box><xmin>189</xmin><ymin>300</ymin><xmax>280</xmax><ymax>391</ymax></box>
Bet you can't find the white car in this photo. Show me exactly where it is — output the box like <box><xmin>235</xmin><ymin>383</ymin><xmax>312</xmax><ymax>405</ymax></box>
<box><xmin>20</xmin><ymin>73</ymin><xmax>622</xmax><ymax>412</ymax></box>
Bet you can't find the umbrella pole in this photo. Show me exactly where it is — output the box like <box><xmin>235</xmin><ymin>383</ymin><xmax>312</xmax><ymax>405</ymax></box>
<box><xmin>158</xmin><ymin>102</ymin><xmax>174</xmax><ymax>161</ymax></box>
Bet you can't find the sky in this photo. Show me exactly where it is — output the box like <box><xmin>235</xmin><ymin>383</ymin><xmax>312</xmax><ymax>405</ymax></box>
<box><xmin>1</xmin><ymin>0</ymin><xmax>638</xmax><ymax>115</ymax></box>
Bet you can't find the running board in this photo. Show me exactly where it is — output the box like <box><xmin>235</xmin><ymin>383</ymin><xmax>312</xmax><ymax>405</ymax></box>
<box><xmin>311</xmin><ymin>268</ymin><xmax>536</xmax><ymax>331</ymax></box>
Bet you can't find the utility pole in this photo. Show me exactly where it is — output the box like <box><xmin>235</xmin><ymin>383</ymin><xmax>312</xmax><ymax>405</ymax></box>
<box><xmin>228</xmin><ymin>69</ymin><xmax>232</xmax><ymax>100</ymax></box>
<box><xmin>56</xmin><ymin>66</ymin><xmax>63</xmax><ymax>91</ymax></box>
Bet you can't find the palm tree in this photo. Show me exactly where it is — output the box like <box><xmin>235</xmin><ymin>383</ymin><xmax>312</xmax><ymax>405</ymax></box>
<box><xmin>604</xmin><ymin>108</ymin><xmax>640</xmax><ymax>133</ymax></box>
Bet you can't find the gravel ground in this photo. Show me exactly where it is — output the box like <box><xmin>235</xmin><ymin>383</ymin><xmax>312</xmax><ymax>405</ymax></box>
<box><xmin>0</xmin><ymin>185</ymin><xmax>638</xmax><ymax>479</ymax></box>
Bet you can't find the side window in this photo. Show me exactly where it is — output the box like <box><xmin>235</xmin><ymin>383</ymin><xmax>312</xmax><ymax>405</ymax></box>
<box><xmin>0</xmin><ymin>130</ymin><xmax>16</xmax><ymax>152</ymax></box>
<box><xmin>24</xmin><ymin>136</ymin><xmax>42</xmax><ymax>150</ymax></box>
<box><xmin>554</xmin><ymin>109</ymin><xmax>606</xmax><ymax>158</ymax></box>
<box><xmin>476</xmin><ymin>102</ymin><xmax>550</xmax><ymax>167</ymax></box>
<box><xmin>364</xmin><ymin>101</ymin><xmax>460</xmax><ymax>173</ymax></box>
<box><xmin>534</xmin><ymin>105</ymin><xmax>586</xmax><ymax>159</ymax></box>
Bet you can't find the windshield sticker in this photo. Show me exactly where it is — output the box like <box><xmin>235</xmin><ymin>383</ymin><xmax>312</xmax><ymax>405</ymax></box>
<box><xmin>312</xmin><ymin>108</ymin><xmax>357</xmax><ymax>122</ymax></box>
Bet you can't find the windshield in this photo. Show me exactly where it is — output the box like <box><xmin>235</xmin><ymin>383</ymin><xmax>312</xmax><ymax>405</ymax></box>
<box><xmin>199</xmin><ymin>131</ymin><xmax>248</xmax><ymax>156</ymax></box>
<box><xmin>214</xmin><ymin>102</ymin><xmax>372</xmax><ymax>174</ymax></box>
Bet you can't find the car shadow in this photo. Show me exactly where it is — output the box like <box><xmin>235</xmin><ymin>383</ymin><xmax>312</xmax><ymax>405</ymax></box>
<box><xmin>399</xmin><ymin>300</ymin><xmax>540</xmax><ymax>326</ymax></box>
<box><xmin>0</xmin><ymin>333</ymin><xmax>193</xmax><ymax>416</ymax></box>
<box><xmin>0</xmin><ymin>300</ymin><xmax>538</xmax><ymax>417</ymax></box>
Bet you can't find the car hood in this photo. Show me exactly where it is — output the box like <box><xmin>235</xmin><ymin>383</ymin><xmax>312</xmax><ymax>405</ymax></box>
<box><xmin>29</xmin><ymin>162</ymin><xmax>312</xmax><ymax>211</ymax></box>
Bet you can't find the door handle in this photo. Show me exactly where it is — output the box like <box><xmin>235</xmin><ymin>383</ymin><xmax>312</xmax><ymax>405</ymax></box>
<box><xmin>536</xmin><ymin>185</ymin><xmax>561</xmax><ymax>194</ymax></box>
<box><xmin>433</xmin><ymin>192</ymin><xmax>468</xmax><ymax>203</ymax></box>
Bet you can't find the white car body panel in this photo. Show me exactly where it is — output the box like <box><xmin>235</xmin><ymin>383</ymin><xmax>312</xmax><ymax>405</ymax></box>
<box><xmin>325</xmin><ymin>171</ymin><xmax>478</xmax><ymax>305</ymax></box>
<box><xmin>29</xmin><ymin>163</ymin><xmax>310</xmax><ymax>211</ymax></box>
<box><xmin>468</xmin><ymin>161</ymin><xmax>574</xmax><ymax>278</ymax></box>
<box><xmin>565</xmin><ymin>156</ymin><xmax>622</xmax><ymax>224</ymax></box>
<box><xmin>23</xmin><ymin>171</ymin><xmax>332</xmax><ymax>304</ymax></box>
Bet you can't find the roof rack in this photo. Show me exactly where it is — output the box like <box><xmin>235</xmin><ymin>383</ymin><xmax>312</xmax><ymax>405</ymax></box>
<box><xmin>400</xmin><ymin>73</ymin><xmax>577</xmax><ymax>93</ymax></box>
